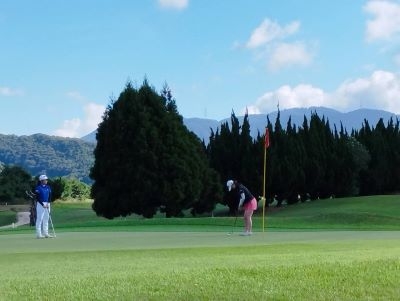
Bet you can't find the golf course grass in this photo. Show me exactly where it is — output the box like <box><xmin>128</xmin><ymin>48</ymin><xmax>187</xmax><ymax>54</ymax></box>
<box><xmin>0</xmin><ymin>195</ymin><xmax>399</xmax><ymax>300</ymax></box>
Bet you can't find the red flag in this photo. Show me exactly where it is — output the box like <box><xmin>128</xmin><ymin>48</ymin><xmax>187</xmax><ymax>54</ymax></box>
<box><xmin>264</xmin><ymin>128</ymin><xmax>270</xmax><ymax>148</ymax></box>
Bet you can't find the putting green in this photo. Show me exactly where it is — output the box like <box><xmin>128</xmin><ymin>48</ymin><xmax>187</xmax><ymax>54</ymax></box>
<box><xmin>1</xmin><ymin>230</ymin><xmax>399</xmax><ymax>254</ymax></box>
<box><xmin>1</xmin><ymin>230</ymin><xmax>399</xmax><ymax>300</ymax></box>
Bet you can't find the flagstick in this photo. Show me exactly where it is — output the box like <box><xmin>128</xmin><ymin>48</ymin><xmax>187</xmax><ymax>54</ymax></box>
<box><xmin>262</xmin><ymin>127</ymin><xmax>269</xmax><ymax>232</ymax></box>
<box><xmin>262</xmin><ymin>142</ymin><xmax>267</xmax><ymax>232</ymax></box>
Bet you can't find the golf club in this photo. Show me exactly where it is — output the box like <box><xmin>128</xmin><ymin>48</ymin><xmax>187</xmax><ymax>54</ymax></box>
<box><xmin>227</xmin><ymin>213</ymin><xmax>238</xmax><ymax>235</ymax></box>
<box><xmin>47</xmin><ymin>208</ymin><xmax>56</xmax><ymax>238</ymax></box>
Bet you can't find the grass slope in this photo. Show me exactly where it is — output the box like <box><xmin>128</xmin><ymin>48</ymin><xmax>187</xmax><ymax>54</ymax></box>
<box><xmin>2</xmin><ymin>195</ymin><xmax>400</xmax><ymax>232</ymax></box>
<box><xmin>267</xmin><ymin>195</ymin><xmax>400</xmax><ymax>230</ymax></box>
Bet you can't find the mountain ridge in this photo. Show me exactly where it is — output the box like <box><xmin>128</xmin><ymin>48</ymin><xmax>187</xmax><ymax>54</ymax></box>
<box><xmin>0</xmin><ymin>133</ymin><xmax>94</xmax><ymax>183</ymax></box>
<box><xmin>81</xmin><ymin>106</ymin><xmax>400</xmax><ymax>143</ymax></box>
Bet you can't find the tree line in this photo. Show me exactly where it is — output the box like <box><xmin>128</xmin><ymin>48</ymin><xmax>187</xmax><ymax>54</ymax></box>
<box><xmin>212</xmin><ymin>109</ymin><xmax>400</xmax><ymax>207</ymax></box>
<box><xmin>0</xmin><ymin>165</ymin><xmax>90</xmax><ymax>204</ymax></box>
<box><xmin>90</xmin><ymin>79</ymin><xmax>400</xmax><ymax>219</ymax></box>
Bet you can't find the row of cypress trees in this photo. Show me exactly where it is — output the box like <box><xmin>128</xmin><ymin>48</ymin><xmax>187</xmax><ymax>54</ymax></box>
<box><xmin>90</xmin><ymin>80</ymin><xmax>400</xmax><ymax>218</ymax></box>
<box><xmin>209</xmin><ymin>110</ymin><xmax>400</xmax><ymax>205</ymax></box>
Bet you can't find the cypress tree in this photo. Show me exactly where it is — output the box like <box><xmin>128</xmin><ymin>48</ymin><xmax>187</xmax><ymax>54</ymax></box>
<box><xmin>90</xmin><ymin>80</ymin><xmax>221</xmax><ymax>218</ymax></box>
<box><xmin>239</xmin><ymin>112</ymin><xmax>259</xmax><ymax>195</ymax></box>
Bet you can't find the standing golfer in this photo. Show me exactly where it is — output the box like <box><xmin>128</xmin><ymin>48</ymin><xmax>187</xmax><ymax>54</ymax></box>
<box><xmin>226</xmin><ymin>180</ymin><xmax>257</xmax><ymax>236</ymax></box>
<box><xmin>34</xmin><ymin>175</ymin><xmax>53</xmax><ymax>238</ymax></box>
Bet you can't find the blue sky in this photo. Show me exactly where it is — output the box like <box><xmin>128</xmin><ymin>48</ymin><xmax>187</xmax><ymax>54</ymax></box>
<box><xmin>1</xmin><ymin>0</ymin><xmax>400</xmax><ymax>137</ymax></box>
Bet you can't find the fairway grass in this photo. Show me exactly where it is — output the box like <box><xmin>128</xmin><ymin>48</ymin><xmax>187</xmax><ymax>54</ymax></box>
<box><xmin>1</xmin><ymin>231</ymin><xmax>399</xmax><ymax>300</ymax></box>
<box><xmin>1</xmin><ymin>196</ymin><xmax>400</xmax><ymax>300</ymax></box>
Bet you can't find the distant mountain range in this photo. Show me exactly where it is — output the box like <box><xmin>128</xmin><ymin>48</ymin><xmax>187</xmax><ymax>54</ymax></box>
<box><xmin>1</xmin><ymin>107</ymin><xmax>397</xmax><ymax>183</ymax></box>
<box><xmin>0</xmin><ymin>134</ymin><xmax>95</xmax><ymax>183</ymax></box>
<box><xmin>82</xmin><ymin>107</ymin><xmax>400</xmax><ymax>143</ymax></box>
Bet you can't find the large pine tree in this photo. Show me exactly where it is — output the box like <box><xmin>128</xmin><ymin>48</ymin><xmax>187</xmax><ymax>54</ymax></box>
<box><xmin>90</xmin><ymin>80</ymin><xmax>221</xmax><ymax>218</ymax></box>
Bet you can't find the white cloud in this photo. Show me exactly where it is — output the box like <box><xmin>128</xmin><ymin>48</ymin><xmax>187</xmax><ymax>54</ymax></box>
<box><xmin>158</xmin><ymin>0</ymin><xmax>188</xmax><ymax>10</ymax></box>
<box><xmin>54</xmin><ymin>102</ymin><xmax>105</xmax><ymax>138</ymax></box>
<box><xmin>364</xmin><ymin>0</ymin><xmax>400</xmax><ymax>42</ymax></box>
<box><xmin>247</xmin><ymin>84</ymin><xmax>328</xmax><ymax>114</ymax></box>
<box><xmin>336</xmin><ymin>70</ymin><xmax>400</xmax><ymax>113</ymax></box>
<box><xmin>82</xmin><ymin>103</ymin><xmax>105</xmax><ymax>132</ymax></box>
<box><xmin>243</xmin><ymin>18</ymin><xmax>314</xmax><ymax>71</ymax></box>
<box><xmin>54</xmin><ymin>118</ymin><xmax>81</xmax><ymax>138</ymax></box>
<box><xmin>246</xmin><ymin>70</ymin><xmax>400</xmax><ymax>115</ymax></box>
<box><xmin>0</xmin><ymin>86</ymin><xmax>23</xmax><ymax>96</ymax></box>
<box><xmin>246</xmin><ymin>19</ymin><xmax>300</xmax><ymax>49</ymax></box>
<box><xmin>268</xmin><ymin>42</ymin><xmax>313</xmax><ymax>71</ymax></box>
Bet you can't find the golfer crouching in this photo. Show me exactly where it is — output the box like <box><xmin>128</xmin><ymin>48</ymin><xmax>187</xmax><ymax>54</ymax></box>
<box><xmin>226</xmin><ymin>180</ymin><xmax>257</xmax><ymax>236</ymax></box>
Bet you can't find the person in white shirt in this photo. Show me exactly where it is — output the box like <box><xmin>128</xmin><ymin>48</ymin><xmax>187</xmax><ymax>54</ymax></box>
<box><xmin>34</xmin><ymin>175</ymin><xmax>53</xmax><ymax>238</ymax></box>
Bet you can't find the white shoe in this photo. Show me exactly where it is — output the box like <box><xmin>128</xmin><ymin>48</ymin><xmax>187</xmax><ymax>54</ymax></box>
<box><xmin>240</xmin><ymin>231</ymin><xmax>253</xmax><ymax>236</ymax></box>
<box><xmin>37</xmin><ymin>235</ymin><xmax>45</xmax><ymax>239</ymax></box>
<box><xmin>44</xmin><ymin>234</ymin><xmax>53</xmax><ymax>238</ymax></box>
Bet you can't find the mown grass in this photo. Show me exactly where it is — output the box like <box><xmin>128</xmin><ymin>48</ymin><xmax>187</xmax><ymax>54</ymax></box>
<box><xmin>0</xmin><ymin>233</ymin><xmax>399</xmax><ymax>300</ymax></box>
<box><xmin>0</xmin><ymin>210</ymin><xmax>16</xmax><ymax>226</ymax></box>
<box><xmin>0</xmin><ymin>195</ymin><xmax>399</xmax><ymax>300</ymax></box>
